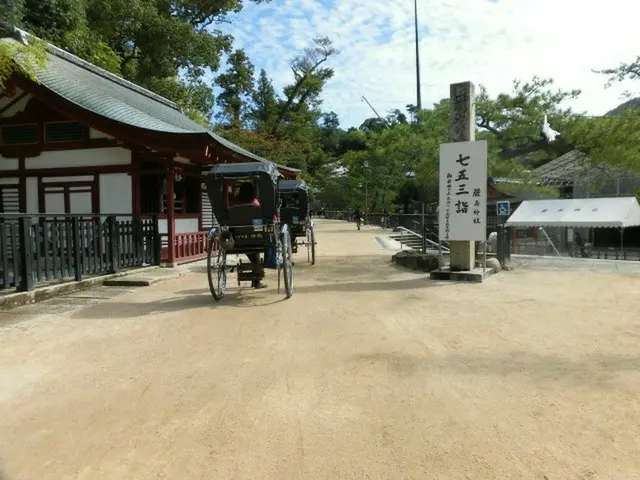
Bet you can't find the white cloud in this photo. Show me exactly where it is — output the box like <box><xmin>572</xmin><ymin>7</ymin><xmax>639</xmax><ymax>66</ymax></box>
<box><xmin>219</xmin><ymin>0</ymin><xmax>639</xmax><ymax>128</ymax></box>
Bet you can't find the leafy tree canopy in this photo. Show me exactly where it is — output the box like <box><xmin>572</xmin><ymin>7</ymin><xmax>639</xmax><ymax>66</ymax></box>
<box><xmin>14</xmin><ymin>0</ymin><xmax>269</xmax><ymax>121</ymax></box>
<box><xmin>0</xmin><ymin>26</ymin><xmax>48</xmax><ymax>88</ymax></box>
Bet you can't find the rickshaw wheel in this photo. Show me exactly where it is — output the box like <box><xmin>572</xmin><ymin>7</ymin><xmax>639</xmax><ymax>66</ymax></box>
<box><xmin>307</xmin><ymin>224</ymin><xmax>316</xmax><ymax>265</ymax></box>
<box><xmin>207</xmin><ymin>235</ymin><xmax>226</xmax><ymax>301</ymax></box>
<box><xmin>282</xmin><ymin>230</ymin><xmax>294</xmax><ymax>298</ymax></box>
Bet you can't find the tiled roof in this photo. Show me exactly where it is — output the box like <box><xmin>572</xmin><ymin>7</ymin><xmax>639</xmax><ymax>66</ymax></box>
<box><xmin>1</xmin><ymin>24</ymin><xmax>298</xmax><ymax>173</ymax></box>
<box><xmin>533</xmin><ymin>150</ymin><xmax>624</xmax><ymax>186</ymax></box>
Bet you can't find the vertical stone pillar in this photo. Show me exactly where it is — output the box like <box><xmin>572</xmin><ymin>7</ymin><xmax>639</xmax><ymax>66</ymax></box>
<box><xmin>449</xmin><ymin>81</ymin><xmax>476</xmax><ymax>271</ymax></box>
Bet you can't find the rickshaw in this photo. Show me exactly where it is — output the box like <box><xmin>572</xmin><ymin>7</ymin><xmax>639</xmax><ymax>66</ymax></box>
<box><xmin>204</xmin><ymin>162</ymin><xmax>294</xmax><ymax>301</ymax></box>
<box><xmin>279</xmin><ymin>179</ymin><xmax>316</xmax><ymax>265</ymax></box>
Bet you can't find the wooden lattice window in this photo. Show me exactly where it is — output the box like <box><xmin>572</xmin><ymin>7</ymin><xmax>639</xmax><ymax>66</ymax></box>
<box><xmin>1</xmin><ymin>123</ymin><xmax>38</xmax><ymax>145</ymax></box>
<box><xmin>45</xmin><ymin>121</ymin><xmax>86</xmax><ymax>143</ymax></box>
<box><xmin>0</xmin><ymin>185</ymin><xmax>20</xmax><ymax>213</ymax></box>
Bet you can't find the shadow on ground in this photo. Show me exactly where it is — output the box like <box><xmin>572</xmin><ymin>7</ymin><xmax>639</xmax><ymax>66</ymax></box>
<box><xmin>185</xmin><ymin>254</ymin><xmax>423</xmax><ymax>283</ymax></box>
<box><xmin>73</xmin><ymin>274</ymin><xmax>446</xmax><ymax>319</ymax></box>
<box><xmin>71</xmin><ymin>286</ymin><xmax>292</xmax><ymax>319</ymax></box>
<box><xmin>351</xmin><ymin>350</ymin><xmax>640</xmax><ymax>388</ymax></box>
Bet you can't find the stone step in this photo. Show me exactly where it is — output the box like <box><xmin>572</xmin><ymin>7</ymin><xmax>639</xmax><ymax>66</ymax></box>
<box><xmin>388</xmin><ymin>235</ymin><xmax>446</xmax><ymax>248</ymax></box>
<box><xmin>388</xmin><ymin>235</ymin><xmax>421</xmax><ymax>241</ymax></box>
<box><xmin>389</xmin><ymin>237</ymin><xmax>422</xmax><ymax>245</ymax></box>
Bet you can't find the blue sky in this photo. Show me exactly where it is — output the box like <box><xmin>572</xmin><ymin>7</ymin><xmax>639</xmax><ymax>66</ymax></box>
<box><xmin>212</xmin><ymin>0</ymin><xmax>638</xmax><ymax>129</ymax></box>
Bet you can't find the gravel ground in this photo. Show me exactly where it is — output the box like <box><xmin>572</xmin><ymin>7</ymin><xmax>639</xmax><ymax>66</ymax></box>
<box><xmin>1</xmin><ymin>220</ymin><xmax>639</xmax><ymax>479</ymax></box>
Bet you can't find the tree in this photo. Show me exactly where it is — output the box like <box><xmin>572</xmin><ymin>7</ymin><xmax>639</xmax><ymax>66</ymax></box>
<box><xmin>0</xmin><ymin>28</ymin><xmax>48</xmax><ymax>88</ymax></box>
<box><xmin>0</xmin><ymin>0</ymin><xmax>25</xmax><ymax>25</ymax></box>
<box><xmin>358</xmin><ymin>117</ymin><xmax>388</xmax><ymax>133</ymax></box>
<box><xmin>386</xmin><ymin>109</ymin><xmax>408</xmax><ymax>126</ymax></box>
<box><xmin>574</xmin><ymin>56</ymin><xmax>640</xmax><ymax>172</ymax></box>
<box><xmin>569</xmin><ymin>109</ymin><xmax>640</xmax><ymax>171</ymax></box>
<box><xmin>476</xmin><ymin>77</ymin><xmax>580</xmax><ymax>163</ymax></box>
<box><xmin>593</xmin><ymin>56</ymin><xmax>640</xmax><ymax>87</ymax></box>
<box><xmin>15</xmin><ymin>0</ymin><xmax>272</xmax><ymax>120</ymax></box>
<box><xmin>20</xmin><ymin>0</ymin><xmax>86</xmax><ymax>45</ymax></box>
<box><xmin>249</xmin><ymin>69</ymin><xmax>278</xmax><ymax>131</ymax></box>
<box><xmin>318</xmin><ymin>111</ymin><xmax>341</xmax><ymax>154</ymax></box>
<box><xmin>215</xmin><ymin>49</ymin><xmax>255</xmax><ymax>128</ymax></box>
<box><xmin>270</xmin><ymin>36</ymin><xmax>338</xmax><ymax>135</ymax></box>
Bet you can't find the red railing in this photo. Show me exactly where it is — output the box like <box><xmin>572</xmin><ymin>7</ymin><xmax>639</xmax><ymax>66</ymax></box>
<box><xmin>176</xmin><ymin>231</ymin><xmax>208</xmax><ymax>260</ymax></box>
<box><xmin>160</xmin><ymin>231</ymin><xmax>214</xmax><ymax>263</ymax></box>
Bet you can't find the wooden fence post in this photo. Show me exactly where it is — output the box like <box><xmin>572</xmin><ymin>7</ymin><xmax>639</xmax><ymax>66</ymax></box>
<box><xmin>152</xmin><ymin>215</ymin><xmax>161</xmax><ymax>266</ymax></box>
<box><xmin>107</xmin><ymin>216</ymin><xmax>119</xmax><ymax>274</ymax></box>
<box><xmin>71</xmin><ymin>217</ymin><xmax>83</xmax><ymax>281</ymax></box>
<box><xmin>18</xmin><ymin>216</ymin><xmax>35</xmax><ymax>292</ymax></box>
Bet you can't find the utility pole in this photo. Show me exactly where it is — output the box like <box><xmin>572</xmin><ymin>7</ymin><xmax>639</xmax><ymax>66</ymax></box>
<box><xmin>414</xmin><ymin>0</ymin><xmax>425</xmax><ymax>250</ymax></box>
<box><xmin>413</xmin><ymin>0</ymin><xmax>422</xmax><ymax>111</ymax></box>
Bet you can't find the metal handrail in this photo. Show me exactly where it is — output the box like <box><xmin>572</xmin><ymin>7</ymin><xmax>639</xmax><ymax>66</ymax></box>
<box><xmin>408</xmin><ymin>221</ymin><xmax>451</xmax><ymax>252</ymax></box>
<box><xmin>396</xmin><ymin>226</ymin><xmax>450</xmax><ymax>253</ymax></box>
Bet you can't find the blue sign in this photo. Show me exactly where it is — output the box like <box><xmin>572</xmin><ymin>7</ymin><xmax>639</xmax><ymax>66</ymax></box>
<box><xmin>496</xmin><ymin>200</ymin><xmax>511</xmax><ymax>216</ymax></box>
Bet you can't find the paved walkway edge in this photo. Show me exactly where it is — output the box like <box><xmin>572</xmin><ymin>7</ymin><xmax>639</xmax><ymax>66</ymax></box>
<box><xmin>0</xmin><ymin>266</ymin><xmax>160</xmax><ymax>311</ymax></box>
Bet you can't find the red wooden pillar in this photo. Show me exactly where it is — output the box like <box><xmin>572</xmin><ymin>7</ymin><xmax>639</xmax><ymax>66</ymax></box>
<box><xmin>167</xmin><ymin>164</ymin><xmax>176</xmax><ymax>266</ymax></box>
<box><xmin>197</xmin><ymin>180</ymin><xmax>203</xmax><ymax>231</ymax></box>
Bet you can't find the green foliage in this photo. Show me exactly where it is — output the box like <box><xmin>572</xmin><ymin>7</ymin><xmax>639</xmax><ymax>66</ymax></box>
<box><xmin>585</xmin><ymin>54</ymin><xmax>640</xmax><ymax>172</ymax></box>
<box><xmin>0</xmin><ymin>37</ymin><xmax>48</xmax><ymax>88</ymax></box>
<box><xmin>249</xmin><ymin>69</ymin><xmax>278</xmax><ymax>132</ymax></box>
<box><xmin>567</xmin><ymin>109</ymin><xmax>640</xmax><ymax>172</ymax></box>
<box><xmin>215</xmin><ymin>49</ymin><xmax>254</xmax><ymax>128</ymax></box>
<box><xmin>476</xmin><ymin>76</ymin><xmax>580</xmax><ymax>166</ymax></box>
<box><xmin>0</xmin><ymin>0</ymin><xmax>25</xmax><ymax>25</ymax></box>
<box><xmin>61</xmin><ymin>26</ymin><xmax>122</xmax><ymax>74</ymax></box>
<box><xmin>270</xmin><ymin>36</ymin><xmax>338</xmax><ymax>136</ymax></box>
<box><xmin>593</xmin><ymin>56</ymin><xmax>640</xmax><ymax>87</ymax></box>
<box><xmin>14</xmin><ymin>0</ymin><xmax>270</xmax><ymax>119</ymax></box>
<box><xmin>7</xmin><ymin>0</ymin><xmax>638</xmax><ymax>210</ymax></box>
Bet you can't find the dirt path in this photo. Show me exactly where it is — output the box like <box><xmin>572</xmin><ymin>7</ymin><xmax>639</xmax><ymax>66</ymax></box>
<box><xmin>1</xmin><ymin>220</ymin><xmax>640</xmax><ymax>479</ymax></box>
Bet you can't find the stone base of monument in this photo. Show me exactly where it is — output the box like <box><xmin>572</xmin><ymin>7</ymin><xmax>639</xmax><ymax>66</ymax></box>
<box><xmin>429</xmin><ymin>267</ymin><xmax>493</xmax><ymax>283</ymax></box>
<box><xmin>429</xmin><ymin>257</ymin><xmax>501</xmax><ymax>283</ymax></box>
<box><xmin>391</xmin><ymin>251</ymin><xmax>442</xmax><ymax>272</ymax></box>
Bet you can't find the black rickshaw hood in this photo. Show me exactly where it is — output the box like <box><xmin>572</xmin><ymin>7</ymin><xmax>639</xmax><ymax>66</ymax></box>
<box><xmin>279</xmin><ymin>179</ymin><xmax>309</xmax><ymax>193</ymax></box>
<box><xmin>209</xmin><ymin>161</ymin><xmax>282</xmax><ymax>182</ymax></box>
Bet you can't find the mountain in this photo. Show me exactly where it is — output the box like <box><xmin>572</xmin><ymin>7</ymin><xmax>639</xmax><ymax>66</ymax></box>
<box><xmin>604</xmin><ymin>97</ymin><xmax>640</xmax><ymax>117</ymax></box>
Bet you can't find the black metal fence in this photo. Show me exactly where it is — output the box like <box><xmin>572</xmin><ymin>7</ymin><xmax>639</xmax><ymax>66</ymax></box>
<box><xmin>0</xmin><ymin>214</ymin><xmax>161</xmax><ymax>293</ymax></box>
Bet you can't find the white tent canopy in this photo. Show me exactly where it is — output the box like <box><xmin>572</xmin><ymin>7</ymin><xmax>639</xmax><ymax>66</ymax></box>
<box><xmin>505</xmin><ymin>197</ymin><xmax>640</xmax><ymax>229</ymax></box>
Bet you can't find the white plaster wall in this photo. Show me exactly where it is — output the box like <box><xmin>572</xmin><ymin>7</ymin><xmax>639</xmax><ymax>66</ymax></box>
<box><xmin>0</xmin><ymin>90</ymin><xmax>31</xmax><ymax>118</ymax></box>
<box><xmin>44</xmin><ymin>192</ymin><xmax>65</xmax><ymax>214</ymax></box>
<box><xmin>89</xmin><ymin>128</ymin><xmax>114</xmax><ymax>140</ymax></box>
<box><xmin>0</xmin><ymin>158</ymin><xmax>19</xmax><ymax>170</ymax></box>
<box><xmin>25</xmin><ymin>147</ymin><xmax>130</xmax><ymax>169</ymax></box>
<box><xmin>100</xmin><ymin>173</ymin><xmax>132</xmax><ymax>216</ymax></box>
<box><xmin>69</xmin><ymin>191</ymin><xmax>92</xmax><ymax>213</ymax></box>
<box><xmin>0</xmin><ymin>88</ymin><xmax>22</xmax><ymax>109</ymax></box>
<box><xmin>157</xmin><ymin>218</ymin><xmax>200</xmax><ymax>234</ymax></box>
<box><xmin>26</xmin><ymin>177</ymin><xmax>38</xmax><ymax>214</ymax></box>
